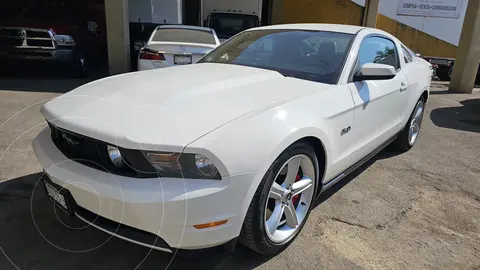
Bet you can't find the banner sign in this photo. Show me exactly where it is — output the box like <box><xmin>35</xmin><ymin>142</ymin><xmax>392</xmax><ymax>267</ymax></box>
<box><xmin>397</xmin><ymin>0</ymin><xmax>464</xmax><ymax>18</ymax></box>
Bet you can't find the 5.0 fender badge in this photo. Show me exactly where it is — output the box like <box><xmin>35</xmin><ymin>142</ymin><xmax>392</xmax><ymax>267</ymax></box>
<box><xmin>341</xmin><ymin>126</ymin><xmax>351</xmax><ymax>135</ymax></box>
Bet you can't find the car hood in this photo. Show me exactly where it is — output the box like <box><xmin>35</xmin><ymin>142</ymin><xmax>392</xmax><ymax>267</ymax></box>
<box><xmin>42</xmin><ymin>63</ymin><xmax>327</xmax><ymax>151</ymax></box>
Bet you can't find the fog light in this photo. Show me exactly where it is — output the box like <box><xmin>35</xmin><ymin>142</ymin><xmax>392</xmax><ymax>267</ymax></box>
<box><xmin>107</xmin><ymin>145</ymin><xmax>124</xmax><ymax>168</ymax></box>
<box><xmin>193</xmin><ymin>220</ymin><xmax>228</xmax><ymax>229</ymax></box>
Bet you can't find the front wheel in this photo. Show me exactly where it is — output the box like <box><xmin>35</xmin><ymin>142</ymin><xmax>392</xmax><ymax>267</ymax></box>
<box><xmin>240</xmin><ymin>142</ymin><xmax>319</xmax><ymax>255</ymax></box>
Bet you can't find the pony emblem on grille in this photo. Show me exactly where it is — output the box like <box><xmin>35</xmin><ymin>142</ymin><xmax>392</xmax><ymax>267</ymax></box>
<box><xmin>62</xmin><ymin>133</ymin><xmax>79</xmax><ymax>147</ymax></box>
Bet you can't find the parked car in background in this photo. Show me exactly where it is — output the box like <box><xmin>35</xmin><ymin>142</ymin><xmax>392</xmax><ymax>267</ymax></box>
<box><xmin>0</xmin><ymin>26</ymin><xmax>87</xmax><ymax>76</ymax></box>
<box><xmin>33</xmin><ymin>24</ymin><xmax>431</xmax><ymax>256</ymax></box>
<box><xmin>137</xmin><ymin>25</ymin><xmax>220</xmax><ymax>71</ymax></box>
<box><xmin>423</xmin><ymin>55</ymin><xmax>480</xmax><ymax>83</ymax></box>
<box><xmin>129</xmin><ymin>22</ymin><xmax>162</xmax><ymax>71</ymax></box>
<box><xmin>423</xmin><ymin>56</ymin><xmax>455</xmax><ymax>81</ymax></box>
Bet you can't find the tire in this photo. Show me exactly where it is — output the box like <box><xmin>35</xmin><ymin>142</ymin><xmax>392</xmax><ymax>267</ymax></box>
<box><xmin>239</xmin><ymin>142</ymin><xmax>319</xmax><ymax>255</ymax></box>
<box><xmin>393</xmin><ymin>97</ymin><xmax>426</xmax><ymax>152</ymax></box>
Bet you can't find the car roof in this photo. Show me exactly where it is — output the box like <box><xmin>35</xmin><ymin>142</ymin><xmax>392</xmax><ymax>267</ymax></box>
<box><xmin>158</xmin><ymin>24</ymin><xmax>213</xmax><ymax>32</ymax></box>
<box><xmin>250</xmin><ymin>23</ymin><xmax>366</xmax><ymax>34</ymax></box>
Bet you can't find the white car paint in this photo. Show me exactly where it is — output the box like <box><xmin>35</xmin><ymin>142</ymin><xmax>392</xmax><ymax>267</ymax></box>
<box><xmin>33</xmin><ymin>24</ymin><xmax>431</xmax><ymax>252</ymax></box>
<box><xmin>360</xmin><ymin>63</ymin><xmax>396</xmax><ymax>76</ymax></box>
<box><xmin>138</xmin><ymin>25</ymin><xmax>220</xmax><ymax>71</ymax></box>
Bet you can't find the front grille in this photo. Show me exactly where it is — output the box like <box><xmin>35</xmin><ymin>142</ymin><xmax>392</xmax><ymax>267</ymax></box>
<box><xmin>48</xmin><ymin>123</ymin><xmax>157</xmax><ymax>178</ymax></box>
<box><xmin>27</xmin><ymin>39</ymin><xmax>54</xmax><ymax>47</ymax></box>
<box><xmin>0</xmin><ymin>28</ymin><xmax>24</xmax><ymax>48</ymax></box>
<box><xmin>0</xmin><ymin>38</ymin><xmax>22</xmax><ymax>47</ymax></box>
<box><xmin>0</xmin><ymin>27</ymin><xmax>55</xmax><ymax>49</ymax></box>
<box><xmin>26</xmin><ymin>30</ymin><xmax>50</xmax><ymax>38</ymax></box>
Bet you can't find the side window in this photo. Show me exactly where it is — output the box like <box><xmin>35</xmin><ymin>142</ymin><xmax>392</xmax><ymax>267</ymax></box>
<box><xmin>244</xmin><ymin>36</ymin><xmax>273</xmax><ymax>55</ymax></box>
<box><xmin>401</xmin><ymin>45</ymin><xmax>413</xmax><ymax>63</ymax></box>
<box><xmin>259</xmin><ymin>38</ymin><xmax>273</xmax><ymax>52</ymax></box>
<box><xmin>358</xmin><ymin>36</ymin><xmax>399</xmax><ymax>69</ymax></box>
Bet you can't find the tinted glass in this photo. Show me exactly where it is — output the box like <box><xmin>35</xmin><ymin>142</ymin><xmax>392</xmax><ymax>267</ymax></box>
<box><xmin>407</xmin><ymin>47</ymin><xmax>417</xmax><ymax>58</ymax></box>
<box><xmin>152</xmin><ymin>28</ymin><xmax>216</xmax><ymax>44</ymax></box>
<box><xmin>198</xmin><ymin>30</ymin><xmax>354</xmax><ymax>84</ymax></box>
<box><xmin>402</xmin><ymin>45</ymin><xmax>413</xmax><ymax>63</ymax></box>
<box><xmin>358</xmin><ymin>37</ymin><xmax>398</xmax><ymax>69</ymax></box>
<box><xmin>209</xmin><ymin>13</ymin><xmax>260</xmax><ymax>39</ymax></box>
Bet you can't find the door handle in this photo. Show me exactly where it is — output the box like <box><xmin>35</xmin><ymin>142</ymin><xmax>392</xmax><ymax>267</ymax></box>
<box><xmin>400</xmin><ymin>82</ymin><xmax>408</xmax><ymax>92</ymax></box>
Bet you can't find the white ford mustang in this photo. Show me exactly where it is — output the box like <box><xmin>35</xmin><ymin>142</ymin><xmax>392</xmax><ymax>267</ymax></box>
<box><xmin>33</xmin><ymin>24</ymin><xmax>431</xmax><ymax>255</ymax></box>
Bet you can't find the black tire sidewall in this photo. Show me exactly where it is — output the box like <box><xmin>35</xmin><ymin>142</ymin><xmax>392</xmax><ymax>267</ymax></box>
<box><xmin>396</xmin><ymin>98</ymin><xmax>425</xmax><ymax>151</ymax></box>
<box><xmin>245</xmin><ymin>142</ymin><xmax>320</xmax><ymax>254</ymax></box>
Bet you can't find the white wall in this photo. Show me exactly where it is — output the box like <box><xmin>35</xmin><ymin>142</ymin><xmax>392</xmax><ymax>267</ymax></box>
<box><xmin>351</xmin><ymin>0</ymin><xmax>468</xmax><ymax>46</ymax></box>
<box><xmin>129</xmin><ymin>0</ymin><xmax>152</xmax><ymax>22</ymax></box>
<box><xmin>202</xmin><ymin>0</ymin><xmax>263</xmax><ymax>20</ymax></box>
<box><xmin>129</xmin><ymin>0</ymin><xmax>182</xmax><ymax>24</ymax></box>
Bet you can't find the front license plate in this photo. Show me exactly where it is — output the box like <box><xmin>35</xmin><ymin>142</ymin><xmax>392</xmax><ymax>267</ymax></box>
<box><xmin>43</xmin><ymin>177</ymin><xmax>74</xmax><ymax>215</ymax></box>
<box><xmin>174</xmin><ymin>55</ymin><xmax>192</xmax><ymax>65</ymax></box>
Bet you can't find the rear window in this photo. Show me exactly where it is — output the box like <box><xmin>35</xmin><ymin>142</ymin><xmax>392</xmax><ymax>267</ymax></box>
<box><xmin>151</xmin><ymin>28</ymin><xmax>216</xmax><ymax>44</ymax></box>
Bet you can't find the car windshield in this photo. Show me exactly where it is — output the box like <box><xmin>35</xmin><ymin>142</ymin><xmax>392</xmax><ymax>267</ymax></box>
<box><xmin>209</xmin><ymin>13</ymin><xmax>260</xmax><ymax>39</ymax></box>
<box><xmin>151</xmin><ymin>28</ymin><xmax>216</xmax><ymax>44</ymax></box>
<box><xmin>198</xmin><ymin>29</ymin><xmax>354</xmax><ymax>84</ymax></box>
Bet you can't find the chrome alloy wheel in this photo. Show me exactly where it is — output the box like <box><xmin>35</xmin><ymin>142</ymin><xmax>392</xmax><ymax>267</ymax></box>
<box><xmin>264</xmin><ymin>154</ymin><xmax>315</xmax><ymax>243</ymax></box>
<box><xmin>408</xmin><ymin>100</ymin><xmax>424</xmax><ymax>146</ymax></box>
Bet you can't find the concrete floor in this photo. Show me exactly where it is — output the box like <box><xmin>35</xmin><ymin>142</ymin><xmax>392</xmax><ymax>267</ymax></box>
<box><xmin>0</xmin><ymin>77</ymin><xmax>479</xmax><ymax>269</ymax></box>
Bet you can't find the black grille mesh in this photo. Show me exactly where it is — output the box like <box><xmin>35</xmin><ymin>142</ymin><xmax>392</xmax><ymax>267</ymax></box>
<box><xmin>27</xmin><ymin>39</ymin><xmax>54</xmax><ymax>47</ymax></box>
<box><xmin>48</xmin><ymin>123</ymin><xmax>157</xmax><ymax>178</ymax></box>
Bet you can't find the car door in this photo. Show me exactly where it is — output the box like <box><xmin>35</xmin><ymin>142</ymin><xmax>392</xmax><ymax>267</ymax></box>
<box><xmin>347</xmin><ymin>36</ymin><xmax>410</xmax><ymax>159</ymax></box>
<box><xmin>400</xmin><ymin>44</ymin><xmax>423</xmax><ymax>121</ymax></box>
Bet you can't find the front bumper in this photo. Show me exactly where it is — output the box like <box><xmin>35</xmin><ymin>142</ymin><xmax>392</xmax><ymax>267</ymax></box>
<box><xmin>33</xmin><ymin>128</ymin><xmax>256</xmax><ymax>251</ymax></box>
<box><xmin>0</xmin><ymin>48</ymin><xmax>78</xmax><ymax>65</ymax></box>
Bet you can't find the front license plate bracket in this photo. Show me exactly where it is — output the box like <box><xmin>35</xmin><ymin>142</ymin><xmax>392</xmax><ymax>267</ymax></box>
<box><xmin>42</xmin><ymin>175</ymin><xmax>77</xmax><ymax>217</ymax></box>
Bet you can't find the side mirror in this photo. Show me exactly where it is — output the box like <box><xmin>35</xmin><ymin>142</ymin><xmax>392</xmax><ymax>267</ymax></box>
<box><xmin>416</xmin><ymin>53</ymin><xmax>421</xmax><ymax>57</ymax></box>
<box><xmin>353</xmin><ymin>63</ymin><xmax>396</xmax><ymax>81</ymax></box>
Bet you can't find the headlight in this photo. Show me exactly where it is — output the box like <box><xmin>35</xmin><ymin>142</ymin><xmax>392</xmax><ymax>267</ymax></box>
<box><xmin>55</xmin><ymin>35</ymin><xmax>75</xmax><ymax>46</ymax></box>
<box><xmin>107</xmin><ymin>145</ymin><xmax>124</xmax><ymax>168</ymax></box>
<box><xmin>143</xmin><ymin>152</ymin><xmax>221</xmax><ymax>180</ymax></box>
<box><xmin>195</xmin><ymin>154</ymin><xmax>218</xmax><ymax>177</ymax></box>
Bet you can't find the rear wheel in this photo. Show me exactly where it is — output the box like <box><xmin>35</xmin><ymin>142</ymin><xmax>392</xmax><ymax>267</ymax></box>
<box><xmin>240</xmin><ymin>142</ymin><xmax>319</xmax><ymax>255</ymax></box>
<box><xmin>393</xmin><ymin>98</ymin><xmax>425</xmax><ymax>151</ymax></box>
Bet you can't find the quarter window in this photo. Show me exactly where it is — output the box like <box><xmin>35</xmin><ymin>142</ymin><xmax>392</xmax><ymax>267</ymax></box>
<box><xmin>402</xmin><ymin>45</ymin><xmax>413</xmax><ymax>63</ymax></box>
<box><xmin>358</xmin><ymin>36</ymin><xmax>399</xmax><ymax>69</ymax></box>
